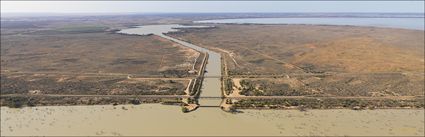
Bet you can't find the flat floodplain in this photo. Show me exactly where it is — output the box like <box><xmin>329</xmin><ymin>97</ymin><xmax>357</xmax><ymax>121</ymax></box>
<box><xmin>1</xmin><ymin>26</ymin><xmax>200</xmax><ymax>106</ymax></box>
<box><xmin>1</xmin><ymin>33</ymin><xmax>198</xmax><ymax>75</ymax></box>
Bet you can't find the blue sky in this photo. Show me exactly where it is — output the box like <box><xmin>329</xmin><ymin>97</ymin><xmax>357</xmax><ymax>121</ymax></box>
<box><xmin>1</xmin><ymin>1</ymin><xmax>424</xmax><ymax>13</ymax></box>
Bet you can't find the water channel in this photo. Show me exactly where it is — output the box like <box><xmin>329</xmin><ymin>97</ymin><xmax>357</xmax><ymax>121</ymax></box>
<box><xmin>118</xmin><ymin>24</ymin><xmax>223</xmax><ymax>106</ymax></box>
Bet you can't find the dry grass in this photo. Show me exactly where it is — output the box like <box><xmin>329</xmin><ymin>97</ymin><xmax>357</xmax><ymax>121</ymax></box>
<box><xmin>1</xmin><ymin>24</ymin><xmax>198</xmax><ymax>98</ymax></box>
<box><xmin>1</xmin><ymin>73</ymin><xmax>189</xmax><ymax>95</ymax></box>
<box><xmin>236</xmin><ymin>73</ymin><xmax>424</xmax><ymax>97</ymax></box>
<box><xmin>171</xmin><ymin>24</ymin><xmax>424</xmax><ymax>74</ymax></box>
<box><xmin>291</xmin><ymin>37</ymin><xmax>424</xmax><ymax>72</ymax></box>
<box><xmin>1</xmin><ymin>33</ymin><xmax>198</xmax><ymax>76</ymax></box>
<box><xmin>172</xmin><ymin>24</ymin><xmax>424</xmax><ymax>98</ymax></box>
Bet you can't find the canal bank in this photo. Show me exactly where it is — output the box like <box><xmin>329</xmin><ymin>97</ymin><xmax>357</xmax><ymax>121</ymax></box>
<box><xmin>118</xmin><ymin>25</ymin><xmax>223</xmax><ymax>107</ymax></box>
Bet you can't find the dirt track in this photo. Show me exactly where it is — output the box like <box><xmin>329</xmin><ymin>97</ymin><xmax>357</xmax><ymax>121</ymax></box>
<box><xmin>1</xmin><ymin>94</ymin><xmax>421</xmax><ymax>100</ymax></box>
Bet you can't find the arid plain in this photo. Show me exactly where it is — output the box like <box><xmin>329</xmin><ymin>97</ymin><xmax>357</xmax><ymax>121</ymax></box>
<box><xmin>1</xmin><ymin>13</ymin><xmax>424</xmax><ymax>136</ymax></box>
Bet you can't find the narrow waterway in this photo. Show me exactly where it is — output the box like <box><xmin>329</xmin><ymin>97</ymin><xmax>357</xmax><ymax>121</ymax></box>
<box><xmin>159</xmin><ymin>34</ymin><xmax>222</xmax><ymax>106</ymax></box>
<box><xmin>118</xmin><ymin>24</ymin><xmax>223</xmax><ymax>106</ymax></box>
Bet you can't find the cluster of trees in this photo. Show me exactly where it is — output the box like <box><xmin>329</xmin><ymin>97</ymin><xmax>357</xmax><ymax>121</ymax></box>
<box><xmin>0</xmin><ymin>96</ymin><xmax>179</xmax><ymax>108</ymax></box>
<box><xmin>160</xmin><ymin>70</ymin><xmax>191</xmax><ymax>78</ymax></box>
<box><xmin>233</xmin><ymin>98</ymin><xmax>424</xmax><ymax>110</ymax></box>
<box><xmin>239</xmin><ymin>80</ymin><xmax>308</xmax><ymax>96</ymax></box>
<box><xmin>224</xmin><ymin>78</ymin><xmax>233</xmax><ymax>95</ymax></box>
<box><xmin>188</xmin><ymin>78</ymin><xmax>202</xmax><ymax>96</ymax></box>
<box><xmin>1</xmin><ymin>75</ymin><xmax>187</xmax><ymax>95</ymax></box>
<box><xmin>1</xmin><ymin>97</ymin><xmax>27</xmax><ymax>108</ymax></box>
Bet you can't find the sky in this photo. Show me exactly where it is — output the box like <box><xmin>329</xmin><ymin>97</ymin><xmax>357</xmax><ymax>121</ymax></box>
<box><xmin>1</xmin><ymin>1</ymin><xmax>424</xmax><ymax>13</ymax></box>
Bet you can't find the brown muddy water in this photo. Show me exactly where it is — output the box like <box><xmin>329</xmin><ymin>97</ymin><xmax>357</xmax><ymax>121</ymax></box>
<box><xmin>1</xmin><ymin>104</ymin><xmax>424</xmax><ymax>136</ymax></box>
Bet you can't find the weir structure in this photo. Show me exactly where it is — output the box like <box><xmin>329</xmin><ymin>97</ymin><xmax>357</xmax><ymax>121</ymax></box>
<box><xmin>118</xmin><ymin>25</ymin><xmax>226</xmax><ymax>112</ymax></box>
<box><xmin>157</xmin><ymin>34</ymin><xmax>224</xmax><ymax>112</ymax></box>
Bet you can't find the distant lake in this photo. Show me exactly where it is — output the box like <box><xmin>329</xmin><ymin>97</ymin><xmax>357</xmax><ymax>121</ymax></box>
<box><xmin>195</xmin><ymin>17</ymin><xmax>425</xmax><ymax>30</ymax></box>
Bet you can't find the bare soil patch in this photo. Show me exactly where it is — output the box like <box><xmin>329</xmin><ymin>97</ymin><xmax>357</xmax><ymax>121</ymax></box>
<box><xmin>170</xmin><ymin>24</ymin><xmax>424</xmax><ymax>74</ymax></box>
<box><xmin>1</xmin><ymin>33</ymin><xmax>198</xmax><ymax>76</ymax></box>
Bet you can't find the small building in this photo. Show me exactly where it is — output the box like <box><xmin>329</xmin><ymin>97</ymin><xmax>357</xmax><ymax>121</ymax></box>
<box><xmin>188</xmin><ymin>69</ymin><xmax>198</xmax><ymax>74</ymax></box>
<box><xmin>28</xmin><ymin>90</ymin><xmax>42</xmax><ymax>94</ymax></box>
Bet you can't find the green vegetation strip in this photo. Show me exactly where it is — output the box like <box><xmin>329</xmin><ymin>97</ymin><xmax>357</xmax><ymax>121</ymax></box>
<box><xmin>233</xmin><ymin>98</ymin><xmax>424</xmax><ymax>110</ymax></box>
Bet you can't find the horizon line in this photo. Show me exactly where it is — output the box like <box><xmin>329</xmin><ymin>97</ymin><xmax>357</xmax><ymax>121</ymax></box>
<box><xmin>2</xmin><ymin>12</ymin><xmax>424</xmax><ymax>17</ymax></box>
